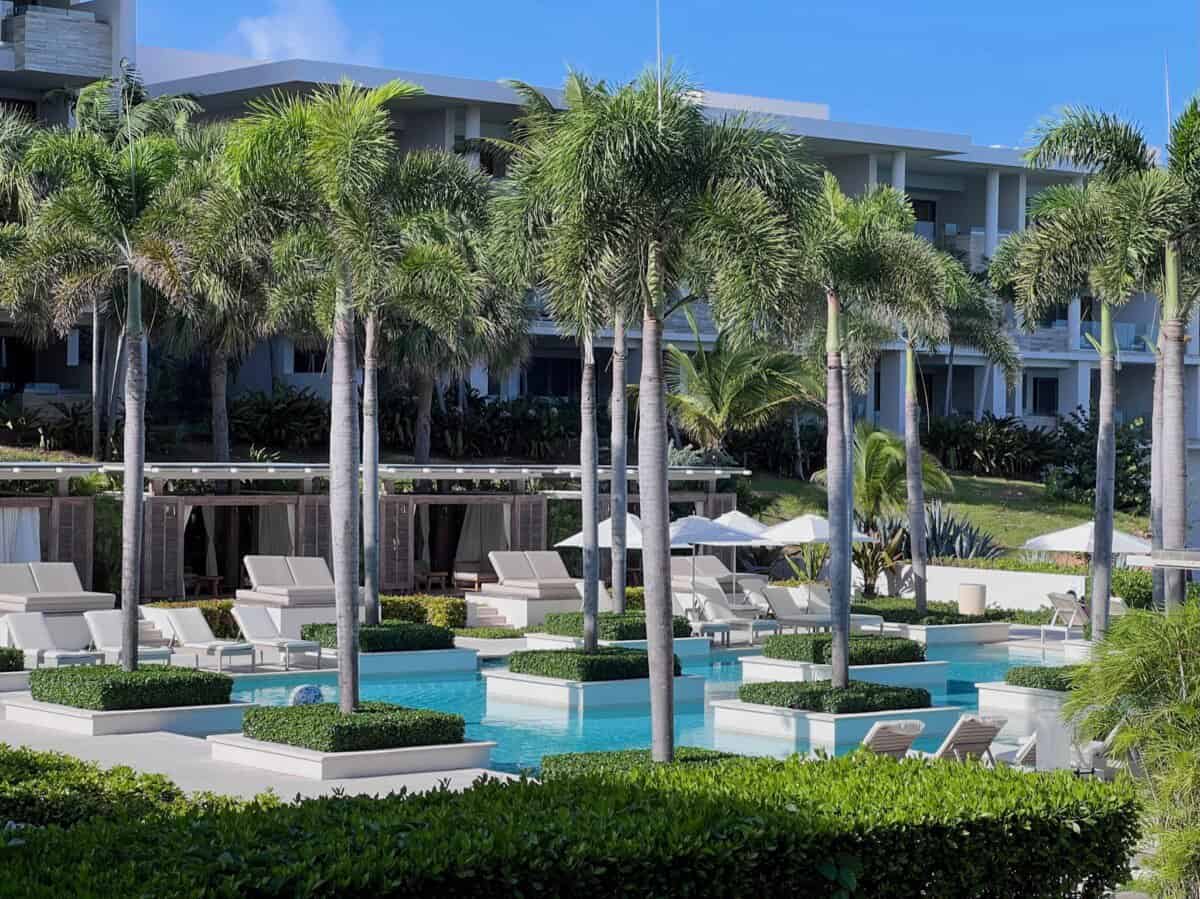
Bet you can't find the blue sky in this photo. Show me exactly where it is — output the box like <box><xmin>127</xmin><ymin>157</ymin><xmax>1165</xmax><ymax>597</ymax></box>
<box><xmin>140</xmin><ymin>0</ymin><xmax>1197</xmax><ymax>149</ymax></box>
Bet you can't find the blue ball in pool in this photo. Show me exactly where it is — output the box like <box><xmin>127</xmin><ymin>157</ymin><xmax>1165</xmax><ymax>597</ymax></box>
<box><xmin>289</xmin><ymin>684</ymin><xmax>325</xmax><ymax>706</ymax></box>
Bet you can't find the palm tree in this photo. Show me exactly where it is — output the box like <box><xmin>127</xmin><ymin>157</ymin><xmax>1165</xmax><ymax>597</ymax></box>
<box><xmin>816</xmin><ymin>423</ymin><xmax>951</xmax><ymax>520</ymax></box>
<box><xmin>1026</xmin><ymin>106</ymin><xmax>1200</xmax><ymax>612</ymax></box>
<box><xmin>228</xmin><ymin>79</ymin><xmax>422</xmax><ymax>711</ymax></box>
<box><xmin>992</xmin><ymin>176</ymin><xmax>1181</xmax><ymax>636</ymax></box>
<box><xmin>665</xmin><ymin>311</ymin><xmax>822</xmax><ymax>452</ymax></box>
<box><xmin>496</xmin><ymin>70</ymin><xmax>817</xmax><ymax>760</ymax></box>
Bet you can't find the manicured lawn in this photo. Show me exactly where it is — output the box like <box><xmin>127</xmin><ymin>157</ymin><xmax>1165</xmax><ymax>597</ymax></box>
<box><xmin>752</xmin><ymin>472</ymin><xmax>1148</xmax><ymax>550</ymax></box>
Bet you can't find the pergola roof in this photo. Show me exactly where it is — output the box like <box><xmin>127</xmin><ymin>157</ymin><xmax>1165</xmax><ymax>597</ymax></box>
<box><xmin>0</xmin><ymin>461</ymin><xmax>750</xmax><ymax>483</ymax></box>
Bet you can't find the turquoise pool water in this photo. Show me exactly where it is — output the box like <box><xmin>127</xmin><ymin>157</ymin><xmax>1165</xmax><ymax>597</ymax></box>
<box><xmin>232</xmin><ymin>643</ymin><xmax>1052</xmax><ymax>772</ymax></box>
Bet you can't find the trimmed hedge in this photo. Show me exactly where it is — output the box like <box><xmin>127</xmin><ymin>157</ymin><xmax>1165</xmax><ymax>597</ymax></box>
<box><xmin>930</xmin><ymin>556</ymin><xmax>1088</xmax><ymax>575</ymax></box>
<box><xmin>242</xmin><ymin>702</ymin><xmax>465</xmax><ymax>753</ymax></box>
<box><xmin>624</xmin><ymin>587</ymin><xmax>645</xmax><ymax>610</ymax></box>
<box><xmin>738</xmin><ymin>679</ymin><xmax>932</xmax><ymax>714</ymax></box>
<box><xmin>28</xmin><ymin>665</ymin><xmax>233</xmax><ymax>711</ymax></box>
<box><xmin>0</xmin><ymin>646</ymin><xmax>23</xmax><ymax>672</ymax></box>
<box><xmin>540</xmin><ymin>611</ymin><xmax>691</xmax><ymax>641</ymax></box>
<box><xmin>541</xmin><ymin>747</ymin><xmax>740</xmax><ymax>779</ymax></box>
<box><xmin>380</xmin><ymin>594</ymin><xmax>468</xmax><ymax>629</ymax></box>
<box><xmin>1006</xmin><ymin>665</ymin><xmax>1083</xmax><ymax>692</ymax></box>
<box><xmin>851</xmin><ymin>596</ymin><xmax>1018</xmax><ymax>626</ymax></box>
<box><xmin>300</xmin><ymin>622</ymin><xmax>455</xmax><ymax>653</ymax></box>
<box><xmin>0</xmin><ymin>743</ymin><xmax>185</xmax><ymax>829</ymax></box>
<box><xmin>1</xmin><ymin>753</ymin><xmax>1138</xmax><ymax>898</ymax></box>
<box><xmin>507</xmin><ymin>647</ymin><xmax>681</xmax><ymax>681</ymax></box>
<box><xmin>762</xmin><ymin>633</ymin><xmax>925</xmax><ymax>665</ymax></box>
<box><xmin>452</xmin><ymin>626</ymin><xmax>527</xmax><ymax>639</ymax></box>
<box><xmin>147</xmin><ymin>599</ymin><xmax>238</xmax><ymax>638</ymax></box>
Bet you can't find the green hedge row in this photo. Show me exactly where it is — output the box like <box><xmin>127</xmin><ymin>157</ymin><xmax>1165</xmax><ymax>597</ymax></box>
<box><xmin>28</xmin><ymin>665</ymin><xmax>233</xmax><ymax>711</ymax></box>
<box><xmin>540</xmin><ymin>611</ymin><xmax>691</xmax><ymax>640</ymax></box>
<box><xmin>851</xmin><ymin>597</ymin><xmax>1017</xmax><ymax>626</ymax></box>
<box><xmin>1005</xmin><ymin>665</ymin><xmax>1083</xmax><ymax>692</ymax></box>
<box><xmin>2</xmin><ymin>752</ymin><xmax>1138</xmax><ymax>898</ymax></box>
<box><xmin>738</xmin><ymin>679</ymin><xmax>931</xmax><ymax>714</ymax></box>
<box><xmin>300</xmin><ymin>622</ymin><xmax>455</xmax><ymax>653</ymax></box>
<box><xmin>762</xmin><ymin>633</ymin><xmax>925</xmax><ymax>665</ymax></box>
<box><xmin>541</xmin><ymin>747</ymin><xmax>740</xmax><ymax>779</ymax></box>
<box><xmin>147</xmin><ymin>599</ymin><xmax>239</xmax><ymax>638</ymax></box>
<box><xmin>380</xmin><ymin>595</ymin><xmax>468</xmax><ymax>628</ymax></box>
<box><xmin>452</xmin><ymin>626</ymin><xmax>527</xmax><ymax>639</ymax></box>
<box><xmin>242</xmin><ymin>702</ymin><xmax>465</xmax><ymax>753</ymax></box>
<box><xmin>507</xmin><ymin>647</ymin><xmax>681</xmax><ymax>682</ymax></box>
<box><xmin>929</xmin><ymin>556</ymin><xmax>1088</xmax><ymax>575</ymax></box>
<box><xmin>0</xmin><ymin>647</ymin><xmax>23</xmax><ymax>672</ymax></box>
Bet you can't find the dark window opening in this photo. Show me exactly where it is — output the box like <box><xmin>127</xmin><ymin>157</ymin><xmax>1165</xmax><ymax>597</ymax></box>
<box><xmin>524</xmin><ymin>356</ymin><xmax>581</xmax><ymax>398</ymax></box>
<box><xmin>1032</xmin><ymin>377</ymin><xmax>1058</xmax><ymax>417</ymax></box>
<box><xmin>294</xmin><ymin>346</ymin><xmax>327</xmax><ymax>374</ymax></box>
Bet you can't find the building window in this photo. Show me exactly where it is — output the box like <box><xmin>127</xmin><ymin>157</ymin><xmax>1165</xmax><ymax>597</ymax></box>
<box><xmin>910</xmin><ymin>199</ymin><xmax>936</xmax><ymax>222</ymax></box>
<box><xmin>1031</xmin><ymin>377</ymin><xmax>1058</xmax><ymax>417</ymax></box>
<box><xmin>293</xmin><ymin>346</ymin><xmax>327</xmax><ymax>374</ymax></box>
<box><xmin>487</xmin><ymin>367</ymin><xmax>502</xmax><ymax>397</ymax></box>
<box><xmin>524</xmin><ymin>356</ymin><xmax>581</xmax><ymax>398</ymax></box>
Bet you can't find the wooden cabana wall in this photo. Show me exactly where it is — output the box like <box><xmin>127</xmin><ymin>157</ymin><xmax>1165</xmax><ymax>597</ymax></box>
<box><xmin>0</xmin><ymin>495</ymin><xmax>95</xmax><ymax>588</ymax></box>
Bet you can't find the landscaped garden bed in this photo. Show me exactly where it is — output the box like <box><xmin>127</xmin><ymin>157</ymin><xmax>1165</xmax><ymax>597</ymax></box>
<box><xmin>846</xmin><ymin>600</ymin><xmax>1015</xmax><ymax>644</ymax></box>
<box><xmin>738</xmin><ymin>680</ymin><xmax>931</xmax><ymax>713</ymax></box>
<box><xmin>525</xmin><ymin>611</ymin><xmax>710</xmax><ymax>656</ymax></box>
<box><xmin>299</xmin><ymin>622</ymin><xmax>477</xmax><ymax>674</ymax></box>
<box><xmin>740</xmin><ymin>634</ymin><xmax>947</xmax><ymax>691</ymax></box>
<box><xmin>0</xmin><ymin>646</ymin><xmax>28</xmax><ymax>693</ymax></box>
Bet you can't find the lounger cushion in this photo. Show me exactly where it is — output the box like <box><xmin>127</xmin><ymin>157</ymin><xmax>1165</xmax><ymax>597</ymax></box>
<box><xmin>286</xmin><ymin>556</ymin><xmax>334</xmax><ymax>587</ymax></box>
<box><xmin>524</xmin><ymin>551</ymin><xmax>572</xmax><ymax>581</ymax></box>
<box><xmin>0</xmin><ymin>563</ymin><xmax>38</xmax><ymax>594</ymax></box>
<box><xmin>484</xmin><ymin>582</ymin><xmax>580</xmax><ymax>600</ymax></box>
<box><xmin>488</xmin><ymin>551</ymin><xmax>536</xmax><ymax>583</ymax></box>
<box><xmin>29</xmin><ymin>562</ymin><xmax>85</xmax><ymax>594</ymax></box>
<box><xmin>244</xmin><ymin>556</ymin><xmax>294</xmax><ymax>589</ymax></box>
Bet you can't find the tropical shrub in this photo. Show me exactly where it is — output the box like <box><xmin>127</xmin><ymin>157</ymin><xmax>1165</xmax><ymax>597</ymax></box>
<box><xmin>623</xmin><ymin>586</ymin><xmax>645</xmax><ymax>610</ymax></box>
<box><xmin>541</xmin><ymin>747</ymin><xmax>739</xmax><ymax>779</ymax></box>
<box><xmin>42</xmin><ymin>401</ymin><xmax>93</xmax><ymax>454</ymax></box>
<box><xmin>850</xmin><ymin>596</ymin><xmax>1018</xmax><ymax>625</ymax></box>
<box><xmin>507</xmin><ymin>647</ymin><xmax>680</xmax><ymax>681</ymax></box>
<box><xmin>147</xmin><ymin>599</ymin><xmax>238</xmax><ymax>638</ymax></box>
<box><xmin>924</xmin><ymin>500</ymin><xmax>1003</xmax><ymax>560</ymax></box>
<box><xmin>379</xmin><ymin>595</ymin><xmax>468</xmax><ymax>628</ymax></box>
<box><xmin>853</xmin><ymin>512</ymin><xmax>908</xmax><ymax>597</ymax></box>
<box><xmin>1045</xmin><ymin>407</ymin><xmax>1150</xmax><ymax>514</ymax></box>
<box><xmin>242</xmin><ymin>702</ymin><xmax>465</xmax><ymax>753</ymax></box>
<box><xmin>1006</xmin><ymin>665</ymin><xmax>1082</xmax><ymax>692</ymax></box>
<box><xmin>762</xmin><ymin>633</ymin><xmax>925</xmax><ymax>665</ymax></box>
<box><xmin>28</xmin><ymin>666</ymin><xmax>233</xmax><ymax>711</ymax></box>
<box><xmin>924</xmin><ymin>413</ymin><xmax>1059</xmax><ymax>479</ymax></box>
<box><xmin>0</xmin><ymin>647</ymin><xmax>22</xmax><ymax>672</ymax></box>
<box><xmin>738</xmin><ymin>680</ymin><xmax>931</xmax><ymax>713</ymax></box>
<box><xmin>1108</xmin><ymin>569</ymin><xmax>1153</xmax><ymax>609</ymax></box>
<box><xmin>229</xmin><ymin>383</ymin><xmax>331</xmax><ymax>451</ymax></box>
<box><xmin>300</xmin><ymin>622</ymin><xmax>455</xmax><ymax>653</ymax></box>
<box><xmin>540</xmin><ymin>611</ymin><xmax>691</xmax><ymax>641</ymax></box>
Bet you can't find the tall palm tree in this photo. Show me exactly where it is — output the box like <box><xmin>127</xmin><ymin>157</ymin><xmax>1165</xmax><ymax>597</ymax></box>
<box><xmin>992</xmin><ymin>176</ymin><xmax>1182</xmax><ymax>637</ymax></box>
<box><xmin>816</xmin><ymin>423</ymin><xmax>951</xmax><ymax>521</ymax></box>
<box><xmin>497</xmin><ymin>70</ymin><xmax>817</xmax><ymax>760</ymax></box>
<box><xmin>227</xmin><ymin>79</ymin><xmax>421</xmax><ymax>711</ymax></box>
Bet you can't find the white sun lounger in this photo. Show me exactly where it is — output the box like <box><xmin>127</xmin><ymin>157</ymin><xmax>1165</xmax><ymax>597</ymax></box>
<box><xmin>83</xmin><ymin>609</ymin><xmax>172</xmax><ymax>665</ymax></box>
<box><xmin>1040</xmin><ymin>592</ymin><xmax>1088</xmax><ymax>646</ymax></box>
<box><xmin>232</xmin><ymin>605</ymin><xmax>321</xmax><ymax>670</ymax></box>
<box><xmin>5</xmin><ymin>611</ymin><xmax>104</xmax><ymax>668</ymax></box>
<box><xmin>670</xmin><ymin>555</ymin><xmax>768</xmax><ymax>597</ymax></box>
<box><xmin>486</xmin><ymin>551</ymin><xmax>582</xmax><ymax>599</ymax></box>
<box><xmin>924</xmin><ymin>714</ymin><xmax>1007</xmax><ymax>765</ymax></box>
<box><xmin>0</xmin><ymin>562</ymin><xmax>115</xmax><ymax>614</ymax></box>
<box><xmin>861</xmin><ymin>719</ymin><xmax>925</xmax><ymax>759</ymax></box>
<box><xmin>166</xmin><ymin>608</ymin><xmax>255</xmax><ymax>672</ymax></box>
<box><xmin>237</xmin><ymin>556</ymin><xmax>342</xmax><ymax>608</ymax></box>
<box><xmin>574</xmin><ymin>581</ymin><xmax>618</xmax><ymax>613</ymax></box>
<box><xmin>757</xmin><ymin>585</ymin><xmax>885</xmax><ymax>633</ymax></box>
<box><xmin>675</xmin><ymin>590</ymin><xmax>781</xmax><ymax>644</ymax></box>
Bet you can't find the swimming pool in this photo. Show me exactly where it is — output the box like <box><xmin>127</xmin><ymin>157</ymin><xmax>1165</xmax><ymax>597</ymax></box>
<box><xmin>232</xmin><ymin>643</ymin><xmax>1055</xmax><ymax>772</ymax></box>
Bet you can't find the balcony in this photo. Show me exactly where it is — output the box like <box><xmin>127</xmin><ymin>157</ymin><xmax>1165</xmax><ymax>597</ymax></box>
<box><xmin>1080</xmin><ymin>321</ymin><xmax>1153</xmax><ymax>352</ymax></box>
<box><xmin>0</xmin><ymin>3</ymin><xmax>110</xmax><ymax>80</ymax></box>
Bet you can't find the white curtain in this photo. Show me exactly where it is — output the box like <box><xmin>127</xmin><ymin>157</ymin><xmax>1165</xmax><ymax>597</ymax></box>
<box><xmin>0</xmin><ymin>507</ymin><xmax>40</xmax><ymax>563</ymax></box>
<box><xmin>454</xmin><ymin>503</ymin><xmax>511</xmax><ymax>567</ymax></box>
<box><xmin>257</xmin><ymin>505</ymin><xmax>294</xmax><ymax>557</ymax></box>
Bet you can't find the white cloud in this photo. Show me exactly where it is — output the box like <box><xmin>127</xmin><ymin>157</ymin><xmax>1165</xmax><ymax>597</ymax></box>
<box><xmin>234</xmin><ymin>0</ymin><xmax>379</xmax><ymax>65</ymax></box>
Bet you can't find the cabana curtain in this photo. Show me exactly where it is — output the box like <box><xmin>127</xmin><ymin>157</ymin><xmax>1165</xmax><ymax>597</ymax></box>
<box><xmin>0</xmin><ymin>507</ymin><xmax>40</xmax><ymax>562</ymax></box>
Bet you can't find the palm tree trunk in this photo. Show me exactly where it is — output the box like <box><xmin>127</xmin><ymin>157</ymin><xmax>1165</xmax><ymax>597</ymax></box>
<box><xmin>330</xmin><ymin>261</ymin><xmax>361</xmax><ymax>712</ymax></box>
<box><xmin>842</xmin><ymin>362</ymin><xmax>853</xmax><ymax>590</ymax></box>
<box><xmin>903</xmin><ymin>342</ymin><xmax>929</xmax><ymax>615</ymax></box>
<box><xmin>1161</xmin><ymin>243</ymin><xmax>1187</xmax><ymax>611</ymax></box>
<box><xmin>943</xmin><ymin>346</ymin><xmax>955</xmax><ymax>418</ymax></box>
<box><xmin>106</xmin><ymin>329</ymin><xmax>125</xmax><ymax>456</ymax></box>
<box><xmin>640</xmin><ymin>246</ymin><xmax>675</xmax><ymax>762</ymax></box>
<box><xmin>580</xmin><ymin>335</ymin><xmax>600</xmax><ymax>652</ymax></box>
<box><xmin>209</xmin><ymin>345</ymin><xmax>230</xmax><ymax>463</ymax></box>
<box><xmin>825</xmin><ymin>288</ymin><xmax>850</xmax><ymax>688</ymax></box>
<box><xmin>1151</xmin><ymin>333</ymin><xmax>1165</xmax><ymax>609</ymax></box>
<box><xmin>791</xmin><ymin>407</ymin><xmax>805</xmax><ymax>478</ymax></box>
<box><xmin>610</xmin><ymin>313</ymin><xmax>628</xmax><ymax>613</ymax></box>
<box><xmin>414</xmin><ymin>372</ymin><xmax>434</xmax><ymax>465</ymax></box>
<box><xmin>119</xmin><ymin>272</ymin><xmax>145</xmax><ymax>672</ymax></box>
<box><xmin>362</xmin><ymin>311</ymin><xmax>381</xmax><ymax>627</ymax></box>
<box><xmin>1090</xmin><ymin>302</ymin><xmax>1117</xmax><ymax>639</ymax></box>
<box><xmin>91</xmin><ymin>305</ymin><xmax>102</xmax><ymax>460</ymax></box>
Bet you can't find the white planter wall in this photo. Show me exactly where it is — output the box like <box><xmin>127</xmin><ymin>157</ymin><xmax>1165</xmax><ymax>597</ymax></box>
<box><xmin>2</xmin><ymin>696</ymin><xmax>254</xmax><ymax>736</ymax></box>
<box><xmin>482</xmin><ymin>669</ymin><xmax>706</xmax><ymax>710</ymax></box>
<box><xmin>523</xmin><ymin>633</ymin><xmax>711</xmax><ymax>658</ymax></box>
<box><xmin>208</xmin><ymin>733</ymin><xmax>496</xmax><ymax>779</ymax></box>
<box><xmin>352</xmin><ymin>648</ymin><xmax>478</xmax><ymax>676</ymax></box>
<box><xmin>976</xmin><ymin>681</ymin><xmax>1073</xmax><ymax>771</ymax></box>
<box><xmin>467</xmin><ymin>596</ymin><xmax>581</xmax><ymax>628</ymax></box>
<box><xmin>900</xmin><ymin>565</ymin><xmax>1086</xmax><ymax>613</ymax></box>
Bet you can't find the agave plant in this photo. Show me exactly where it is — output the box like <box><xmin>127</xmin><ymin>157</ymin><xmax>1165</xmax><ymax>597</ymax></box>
<box><xmin>924</xmin><ymin>500</ymin><xmax>1003</xmax><ymax>560</ymax></box>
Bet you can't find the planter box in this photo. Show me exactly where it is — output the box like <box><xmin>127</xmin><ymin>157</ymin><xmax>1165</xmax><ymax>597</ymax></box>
<box><xmin>467</xmin><ymin>595</ymin><xmax>581</xmax><ymax>629</ymax></box>
<box><xmin>482</xmin><ymin>668</ymin><xmax>706</xmax><ymax>710</ymax></box>
<box><xmin>0</xmin><ymin>670</ymin><xmax>30</xmax><ymax>693</ymax></box>
<box><xmin>882</xmin><ymin>621</ymin><xmax>1011</xmax><ymax>645</ymax></box>
<box><xmin>207</xmin><ymin>733</ymin><xmax>496</xmax><ymax>780</ymax></box>
<box><xmin>334</xmin><ymin>648</ymin><xmax>478</xmax><ymax>676</ymax></box>
<box><xmin>523</xmin><ymin>633</ymin><xmax>711</xmax><ymax>658</ymax></box>
<box><xmin>1062</xmin><ymin>639</ymin><xmax>1093</xmax><ymax>662</ymax></box>
<box><xmin>711</xmin><ymin>698</ymin><xmax>963</xmax><ymax>753</ymax></box>
<box><xmin>976</xmin><ymin>681</ymin><xmax>1073</xmax><ymax>771</ymax></box>
<box><xmin>1</xmin><ymin>695</ymin><xmax>254</xmax><ymax>736</ymax></box>
<box><xmin>739</xmin><ymin>656</ymin><xmax>948</xmax><ymax>693</ymax></box>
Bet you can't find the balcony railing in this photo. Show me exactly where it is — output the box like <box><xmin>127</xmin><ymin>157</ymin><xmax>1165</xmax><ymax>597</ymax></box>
<box><xmin>1079</xmin><ymin>321</ymin><xmax>1153</xmax><ymax>352</ymax></box>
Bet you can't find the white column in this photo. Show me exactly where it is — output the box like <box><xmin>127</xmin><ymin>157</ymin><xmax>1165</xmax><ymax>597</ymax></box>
<box><xmin>1068</xmin><ymin>297</ymin><xmax>1082</xmax><ymax>351</ymax></box>
<box><xmin>972</xmin><ymin>365</ymin><xmax>989</xmax><ymax>420</ymax></box>
<box><xmin>1013</xmin><ymin>373</ymin><xmax>1025</xmax><ymax>418</ymax></box>
<box><xmin>1188</xmin><ymin>315</ymin><xmax>1199</xmax><ymax>357</ymax></box>
<box><xmin>464</xmin><ymin>105</ymin><xmax>482</xmax><ymax>170</ymax></box>
<box><xmin>877</xmin><ymin>351</ymin><xmax>906</xmax><ymax>433</ymax></box>
<box><xmin>468</xmin><ymin>363</ymin><xmax>488</xmax><ymax>395</ymax></box>
<box><xmin>864</xmin><ymin>362</ymin><xmax>877</xmax><ymax>425</ymax></box>
<box><xmin>985</xmin><ymin>168</ymin><xmax>1000</xmax><ymax>258</ymax></box>
<box><xmin>867</xmin><ymin>154</ymin><xmax>878</xmax><ymax>191</ymax></box>
<box><xmin>990</xmin><ymin>364</ymin><xmax>1008</xmax><ymax>416</ymax></box>
<box><xmin>890</xmin><ymin>151</ymin><xmax>906</xmax><ymax>195</ymax></box>
<box><xmin>1062</xmin><ymin>363</ymin><xmax>1090</xmax><ymax>416</ymax></box>
<box><xmin>1015</xmin><ymin>173</ymin><xmax>1028</xmax><ymax>231</ymax></box>
<box><xmin>443</xmin><ymin>108</ymin><xmax>457</xmax><ymax>153</ymax></box>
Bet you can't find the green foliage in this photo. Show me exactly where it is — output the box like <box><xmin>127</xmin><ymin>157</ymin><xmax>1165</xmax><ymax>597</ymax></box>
<box><xmin>147</xmin><ymin>599</ymin><xmax>238</xmax><ymax>638</ymax></box>
<box><xmin>816</xmin><ymin>423</ymin><xmax>952</xmax><ymax>519</ymax></box>
<box><xmin>1045</xmin><ymin>407</ymin><xmax>1151</xmax><ymax>515</ymax></box>
<box><xmin>924</xmin><ymin>500</ymin><xmax>1003</xmax><ymax>560</ymax></box>
<box><xmin>28</xmin><ymin>665</ymin><xmax>232</xmax><ymax>711</ymax></box>
<box><xmin>229</xmin><ymin>384</ymin><xmax>331</xmax><ymax>451</ymax></box>
<box><xmin>300</xmin><ymin>622</ymin><xmax>454</xmax><ymax>653</ymax></box>
<box><xmin>853</xmin><ymin>512</ymin><xmax>908</xmax><ymax>598</ymax></box>
<box><xmin>739</xmin><ymin>679</ymin><xmax>931</xmax><ymax>713</ymax></box>
<box><xmin>1006</xmin><ymin>665</ymin><xmax>1083</xmax><ymax>692</ymax></box>
<box><xmin>0</xmin><ymin>647</ymin><xmax>22</xmax><ymax>672</ymax></box>
<box><xmin>623</xmin><ymin>587</ymin><xmax>645</xmax><ymax>610</ymax></box>
<box><xmin>924</xmin><ymin>414</ymin><xmax>1059</xmax><ymax>479</ymax></box>
<box><xmin>0</xmin><ymin>743</ymin><xmax>184</xmax><ymax>829</ymax></box>
<box><xmin>540</xmin><ymin>611</ymin><xmax>691</xmax><ymax>640</ymax></box>
<box><xmin>242</xmin><ymin>702</ymin><xmax>464</xmax><ymax>753</ymax></box>
<box><xmin>1109</xmin><ymin>569</ymin><xmax>1154</xmax><ymax>609</ymax></box>
<box><xmin>762</xmin><ymin>633</ymin><xmax>925</xmax><ymax>665</ymax></box>
<box><xmin>379</xmin><ymin>595</ymin><xmax>468</xmax><ymax>628</ymax></box>
<box><xmin>851</xmin><ymin>596</ymin><xmax>1020</xmax><ymax>625</ymax></box>
<box><xmin>507</xmin><ymin>647</ymin><xmax>681</xmax><ymax>681</ymax></box>
<box><xmin>452</xmin><ymin>626</ymin><xmax>527</xmax><ymax>639</ymax></box>
<box><xmin>930</xmin><ymin>556</ymin><xmax>1088</xmax><ymax>574</ymax></box>
<box><xmin>541</xmin><ymin>747</ymin><xmax>739</xmax><ymax>779</ymax></box>
<box><xmin>91</xmin><ymin>495</ymin><xmax>122</xmax><ymax>594</ymax></box>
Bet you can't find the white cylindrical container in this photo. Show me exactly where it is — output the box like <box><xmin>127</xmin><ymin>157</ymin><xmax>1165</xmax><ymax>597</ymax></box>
<box><xmin>958</xmin><ymin>583</ymin><xmax>986</xmax><ymax>617</ymax></box>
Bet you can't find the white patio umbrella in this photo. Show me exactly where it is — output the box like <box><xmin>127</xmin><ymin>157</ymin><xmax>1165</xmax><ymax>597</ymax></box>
<box><xmin>713</xmin><ymin>509</ymin><xmax>769</xmax><ymax>537</ymax></box>
<box><xmin>556</xmin><ymin>514</ymin><xmax>692</xmax><ymax>550</ymax></box>
<box><xmin>668</xmin><ymin>515</ymin><xmax>772</xmax><ymax>598</ymax></box>
<box><xmin>1022</xmin><ymin>522</ymin><xmax>1150</xmax><ymax>556</ymax></box>
<box><xmin>760</xmin><ymin>513</ymin><xmax>872</xmax><ymax>546</ymax></box>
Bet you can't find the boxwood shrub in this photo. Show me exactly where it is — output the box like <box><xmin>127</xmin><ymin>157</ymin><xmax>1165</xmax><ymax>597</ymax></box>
<box><xmin>738</xmin><ymin>679</ymin><xmax>931</xmax><ymax>714</ymax></box>
<box><xmin>0</xmin><ymin>646</ymin><xmax>23</xmax><ymax>672</ymax></box>
<box><xmin>1005</xmin><ymin>665</ymin><xmax>1083</xmax><ymax>692</ymax></box>
<box><xmin>28</xmin><ymin>665</ymin><xmax>233</xmax><ymax>711</ymax></box>
<box><xmin>541</xmin><ymin>747</ymin><xmax>739</xmax><ymax>779</ymax></box>
<box><xmin>300</xmin><ymin>621</ymin><xmax>454</xmax><ymax>652</ymax></box>
<box><xmin>507</xmin><ymin>647</ymin><xmax>681</xmax><ymax>681</ymax></box>
<box><xmin>452</xmin><ymin>626</ymin><xmax>527</xmax><ymax>639</ymax></box>
<box><xmin>540</xmin><ymin>611</ymin><xmax>691</xmax><ymax>641</ymax></box>
<box><xmin>851</xmin><ymin>596</ymin><xmax>1018</xmax><ymax>626</ymax></box>
<box><xmin>624</xmin><ymin>586</ymin><xmax>645</xmax><ymax>610</ymax></box>
<box><xmin>147</xmin><ymin>599</ymin><xmax>238</xmax><ymax>638</ymax></box>
<box><xmin>242</xmin><ymin>702</ymin><xmax>465</xmax><ymax>753</ymax></box>
<box><xmin>2</xmin><ymin>753</ymin><xmax>1138</xmax><ymax>898</ymax></box>
<box><xmin>380</xmin><ymin>595</ymin><xmax>468</xmax><ymax>628</ymax></box>
<box><xmin>762</xmin><ymin>633</ymin><xmax>924</xmax><ymax>665</ymax></box>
